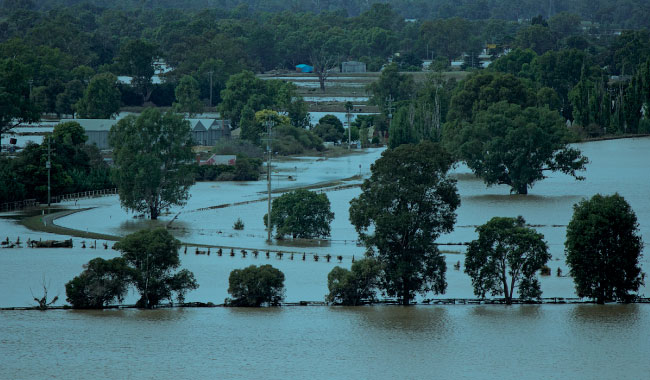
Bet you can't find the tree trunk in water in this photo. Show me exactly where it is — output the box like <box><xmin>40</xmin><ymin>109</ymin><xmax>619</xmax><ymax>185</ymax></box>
<box><xmin>318</xmin><ymin>75</ymin><xmax>325</xmax><ymax>92</ymax></box>
<box><xmin>516</xmin><ymin>184</ymin><xmax>528</xmax><ymax>195</ymax></box>
<box><xmin>401</xmin><ymin>282</ymin><xmax>410</xmax><ymax>305</ymax></box>
<box><xmin>502</xmin><ymin>272</ymin><xmax>511</xmax><ymax>305</ymax></box>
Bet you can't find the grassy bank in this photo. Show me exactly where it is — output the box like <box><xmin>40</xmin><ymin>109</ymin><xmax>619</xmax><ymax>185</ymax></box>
<box><xmin>20</xmin><ymin>208</ymin><xmax>120</xmax><ymax>241</ymax></box>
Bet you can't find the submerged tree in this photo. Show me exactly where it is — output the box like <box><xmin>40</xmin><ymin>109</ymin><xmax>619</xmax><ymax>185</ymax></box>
<box><xmin>349</xmin><ymin>141</ymin><xmax>460</xmax><ymax>305</ymax></box>
<box><xmin>565</xmin><ymin>194</ymin><xmax>645</xmax><ymax>303</ymax></box>
<box><xmin>464</xmin><ymin>216</ymin><xmax>551</xmax><ymax>305</ymax></box>
<box><xmin>113</xmin><ymin>228</ymin><xmax>198</xmax><ymax>308</ymax></box>
<box><xmin>446</xmin><ymin>101</ymin><xmax>588</xmax><ymax>194</ymax></box>
<box><xmin>109</xmin><ymin>108</ymin><xmax>194</xmax><ymax>219</ymax></box>
<box><xmin>326</xmin><ymin>258</ymin><xmax>382</xmax><ymax>306</ymax></box>
<box><xmin>227</xmin><ymin>265</ymin><xmax>285</xmax><ymax>307</ymax></box>
<box><xmin>65</xmin><ymin>257</ymin><xmax>132</xmax><ymax>309</ymax></box>
<box><xmin>264</xmin><ymin>189</ymin><xmax>334</xmax><ymax>239</ymax></box>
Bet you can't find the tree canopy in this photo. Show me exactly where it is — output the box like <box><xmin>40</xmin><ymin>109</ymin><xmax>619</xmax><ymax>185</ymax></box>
<box><xmin>109</xmin><ymin>108</ymin><xmax>194</xmax><ymax>219</ymax></box>
<box><xmin>326</xmin><ymin>258</ymin><xmax>382</xmax><ymax>305</ymax></box>
<box><xmin>349</xmin><ymin>141</ymin><xmax>460</xmax><ymax>305</ymax></box>
<box><xmin>75</xmin><ymin>73</ymin><xmax>121</xmax><ymax>119</ymax></box>
<box><xmin>0</xmin><ymin>59</ymin><xmax>40</xmax><ymax>151</ymax></box>
<box><xmin>465</xmin><ymin>216</ymin><xmax>550</xmax><ymax>304</ymax></box>
<box><xmin>65</xmin><ymin>257</ymin><xmax>132</xmax><ymax>309</ymax></box>
<box><xmin>565</xmin><ymin>194</ymin><xmax>645</xmax><ymax>303</ymax></box>
<box><xmin>264</xmin><ymin>189</ymin><xmax>334</xmax><ymax>239</ymax></box>
<box><xmin>172</xmin><ymin>74</ymin><xmax>203</xmax><ymax>116</ymax></box>
<box><xmin>113</xmin><ymin>228</ymin><xmax>198</xmax><ymax>308</ymax></box>
<box><xmin>444</xmin><ymin>101</ymin><xmax>588</xmax><ymax>194</ymax></box>
<box><xmin>227</xmin><ymin>265</ymin><xmax>285</xmax><ymax>307</ymax></box>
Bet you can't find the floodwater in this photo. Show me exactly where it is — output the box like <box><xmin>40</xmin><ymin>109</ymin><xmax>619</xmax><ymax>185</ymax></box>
<box><xmin>1</xmin><ymin>305</ymin><xmax>649</xmax><ymax>379</ymax></box>
<box><xmin>2</xmin><ymin>137</ymin><xmax>650</xmax><ymax>378</ymax></box>
<box><xmin>304</xmin><ymin>96</ymin><xmax>370</xmax><ymax>102</ymax></box>
<box><xmin>2</xmin><ymin>138</ymin><xmax>649</xmax><ymax>306</ymax></box>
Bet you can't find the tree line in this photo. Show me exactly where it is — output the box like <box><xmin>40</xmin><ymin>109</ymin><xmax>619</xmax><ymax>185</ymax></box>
<box><xmin>3</xmin><ymin>1</ymin><xmax>650</xmax><ymax>122</ymax></box>
<box><xmin>64</xmin><ymin>141</ymin><xmax>645</xmax><ymax>309</ymax></box>
<box><xmin>13</xmin><ymin>0</ymin><xmax>650</xmax><ymax>29</ymax></box>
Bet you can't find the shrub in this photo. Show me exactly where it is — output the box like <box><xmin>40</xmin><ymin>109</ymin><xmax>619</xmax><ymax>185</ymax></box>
<box><xmin>326</xmin><ymin>258</ymin><xmax>381</xmax><ymax>305</ymax></box>
<box><xmin>227</xmin><ymin>265</ymin><xmax>285</xmax><ymax>307</ymax></box>
<box><xmin>263</xmin><ymin>189</ymin><xmax>334</xmax><ymax>239</ymax></box>
<box><xmin>233</xmin><ymin>218</ymin><xmax>244</xmax><ymax>230</ymax></box>
<box><xmin>65</xmin><ymin>257</ymin><xmax>132</xmax><ymax>309</ymax></box>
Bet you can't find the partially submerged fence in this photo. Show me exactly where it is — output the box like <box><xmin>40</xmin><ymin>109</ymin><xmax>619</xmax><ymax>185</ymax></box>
<box><xmin>0</xmin><ymin>188</ymin><xmax>118</xmax><ymax>212</ymax></box>
<box><xmin>0</xmin><ymin>199</ymin><xmax>37</xmax><ymax>212</ymax></box>
<box><xmin>52</xmin><ymin>188</ymin><xmax>118</xmax><ymax>203</ymax></box>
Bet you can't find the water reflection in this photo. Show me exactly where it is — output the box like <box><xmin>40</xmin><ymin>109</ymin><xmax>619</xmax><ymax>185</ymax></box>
<box><xmin>71</xmin><ymin>308</ymin><xmax>193</xmax><ymax>322</ymax></box>
<box><xmin>470</xmin><ymin>304</ymin><xmax>544</xmax><ymax>320</ymax></box>
<box><xmin>570</xmin><ymin>304</ymin><xmax>641</xmax><ymax>325</ymax></box>
<box><xmin>334</xmin><ymin>306</ymin><xmax>452</xmax><ymax>335</ymax></box>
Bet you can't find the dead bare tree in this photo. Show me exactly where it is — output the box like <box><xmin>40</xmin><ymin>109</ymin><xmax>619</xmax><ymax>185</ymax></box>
<box><xmin>310</xmin><ymin>50</ymin><xmax>339</xmax><ymax>92</ymax></box>
<box><xmin>31</xmin><ymin>276</ymin><xmax>59</xmax><ymax>310</ymax></box>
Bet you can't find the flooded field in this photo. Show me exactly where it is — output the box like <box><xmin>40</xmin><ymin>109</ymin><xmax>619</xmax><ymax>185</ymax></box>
<box><xmin>2</xmin><ymin>137</ymin><xmax>650</xmax><ymax>379</ymax></box>
<box><xmin>1</xmin><ymin>305</ymin><xmax>649</xmax><ymax>380</ymax></box>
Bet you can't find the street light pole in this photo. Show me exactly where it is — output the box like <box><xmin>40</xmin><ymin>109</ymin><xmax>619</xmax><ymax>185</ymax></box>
<box><xmin>47</xmin><ymin>135</ymin><xmax>51</xmax><ymax>209</ymax></box>
<box><xmin>386</xmin><ymin>94</ymin><xmax>395</xmax><ymax>142</ymax></box>
<box><xmin>264</xmin><ymin>117</ymin><xmax>274</xmax><ymax>243</ymax></box>
<box><xmin>208</xmin><ymin>70</ymin><xmax>214</xmax><ymax>108</ymax></box>
<box><xmin>345</xmin><ymin>101</ymin><xmax>353</xmax><ymax>150</ymax></box>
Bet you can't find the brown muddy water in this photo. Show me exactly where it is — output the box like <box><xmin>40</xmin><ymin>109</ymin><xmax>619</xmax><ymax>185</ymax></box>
<box><xmin>2</xmin><ymin>138</ymin><xmax>650</xmax><ymax>379</ymax></box>
<box><xmin>1</xmin><ymin>305</ymin><xmax>648</xmax><ymax>379</ymax></box>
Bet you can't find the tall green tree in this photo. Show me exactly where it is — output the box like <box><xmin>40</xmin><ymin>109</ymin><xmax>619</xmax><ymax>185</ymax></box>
<box><xmin>465</xmin><ymin>216</ymin><xmax>551</xmax><ymax>305</ymax></box>
<box><xmin>367</xmin><ymin>63</ymin><xmax>415</xmax><ymax>114</ymax></box>
<box><xmin>446</xmin><ymin>71</ymin><xmax>537</xmax><ymax>123</ymax></box>
<box><xmin>349</xmin><ymin>141</ymin><xmax>460</xmax><ymax>305</ymax></box>
<box><xmin>227</xmin><ymin>265</ymin><xmax>285</xmax><ymax>307</ymax></box>
<box><xmin>388</xmin><ymin>106</ymin><xmax>415</xmax><ymax>148</ymax></box>
<box><xmin>55</xmin><ymin>79</ymin><xmax>84</xmax><ymax>117</ymax></box>
<box><xmin>172</xmin><ymin>74</ymin><xmax>203</xmax><ymax>116</ymax></box>
<box><xmin>218</xmin><ymin>70</ymin><xmax>272</xmax><ymax>128</ymax></box>
<box><xmin>109</xmin><ymin>108</ymin><xmax>194</xmax><ymax>220</ymax></box>
<box><xmin>75</xmin><ymin>73</ymin><xmax>121</xmax><ymax>119</ymax></box>
<box><xmin>263</xmin><ymin>189</ymin><xmax>334</xmax><ymax>239</ymax></box>
<box><xmin>113</xmin><ymin>228</ymin><xmax>198</xmax><ymax>308</ymax></box>
<box><xmin>115</xmin><ymin>38</ymin><xmax>159</xmax><ymax>102</ymax></box>
<box><xmin>0</xmin><ymin>59</ymin><xmax>40</xmax><ymax>152</ymax></box>
<box><xmin>445</xmin><ymin>102</ymin><xmax>588</xmax><ymax>194</ymax></box>
<box><xmin>565</xmin><ymin>194</ymin><xmax>645</xmax><ymax>304</ymax></box>
<box><xmin>312</xmin><ymin>114</ymin><xmax>345</xmax><ymax>143</ymax></box>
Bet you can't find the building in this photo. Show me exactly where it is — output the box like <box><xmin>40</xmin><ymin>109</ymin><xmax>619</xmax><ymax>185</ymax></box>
<box><xmin>341</xmin><ymin>61</ymin><xmax>366</xmax><ymax>73</ymax></box>
<box><xmin>198</xmin><ymin>154</ymin><xmax>237</xmax><ymax>166</ymax></box>
<box><xmin>74</xmin><ymin>119</ymin><xmax>120</xmax><ymax>149</ymax></box>
<box><xmin>72</xmin><ymin>117</ymin><xmax>230</xmax><ymax>150</ymax></box>
<box><xmin>188</xmin><ymin>119</ymin><xmax>231</xmax><ymax>146</ymax></box>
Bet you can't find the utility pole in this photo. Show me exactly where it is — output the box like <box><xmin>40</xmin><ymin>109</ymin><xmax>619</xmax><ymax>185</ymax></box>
<box><xmin>264</xmin><ymin>116</ymin><xmax>274</xmax><ymax>243</ymax></box>
<box><xmin>208</xmin><ymin>70</ymin><xmax>214</xmax><ymax>108</ymax></box>
<box><xmin>46</xmin><ymin>135</ymin><xmax>51</xmax><ymax>209</ymax></box>
<box><xmin>386</xmin><ymin>94</ymin><xmax>395</xmax><ymax>141</ymax></box>
<box><xmin>345</xmin><ymin>101</ymin><xmax>353</xmax><ymax>150</ymax></box>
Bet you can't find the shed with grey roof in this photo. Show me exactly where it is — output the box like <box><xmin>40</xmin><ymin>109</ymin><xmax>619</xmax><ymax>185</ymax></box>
<box><xmin>73</xmin><ymin>119</ymin><xmax>119</xmax><ymax>149</ymax></box>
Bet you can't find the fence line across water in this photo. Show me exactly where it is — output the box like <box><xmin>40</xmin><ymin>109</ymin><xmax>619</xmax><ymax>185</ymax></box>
<box><xmin>1</xmin><ymin>188</ymin><xmax>118</xmax><ymax>212</ymax></box>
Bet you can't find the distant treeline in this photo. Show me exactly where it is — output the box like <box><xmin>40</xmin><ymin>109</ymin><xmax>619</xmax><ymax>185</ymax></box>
<box><xmin>13</xmin><ymin>0</ymin><xmax>650</xmax><ymax>29</ymax></box>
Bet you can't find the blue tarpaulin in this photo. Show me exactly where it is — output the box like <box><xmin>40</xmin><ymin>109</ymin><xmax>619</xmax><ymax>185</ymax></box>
<box><xmin>295</xmin><ymin>64</ymin><xmax>313</xmax><ymax>73</ymax></box>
